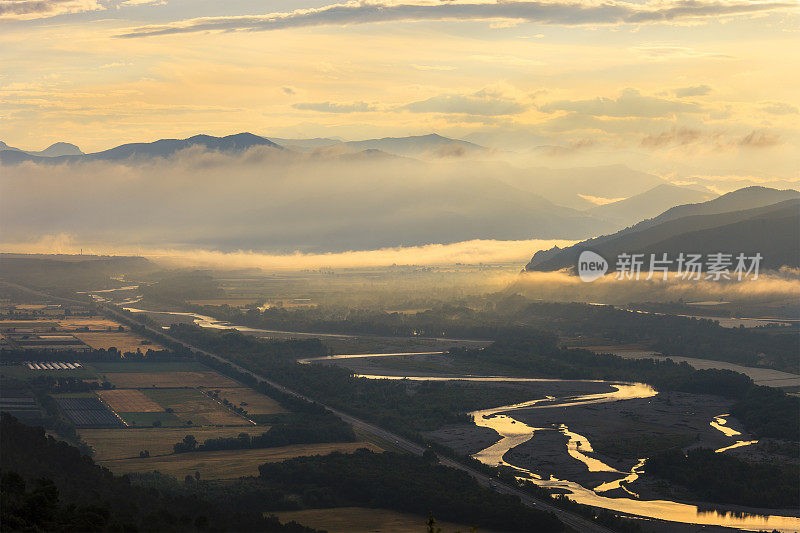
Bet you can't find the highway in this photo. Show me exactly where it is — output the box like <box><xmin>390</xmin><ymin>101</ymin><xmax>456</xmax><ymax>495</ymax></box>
<box><xmin>3</xmin><ymin>281</ymin><xmax>614</xmax><ymax>532</ymax></box>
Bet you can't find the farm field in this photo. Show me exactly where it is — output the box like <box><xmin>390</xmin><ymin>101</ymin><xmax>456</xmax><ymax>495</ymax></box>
<box><xmin>91</xmin><ymin>361</ymin><xmax>210</xmax><ymax>373</ymax></box>
<box><xmin>275</xmin><ymin>507</ymin><xmax>489</xmax><ymax>533</ymax></box>
<box><xmin>57</xmin><ymin>317</ymin><xmax>125</xmax><ymax>330</ymax></box>
<box><xmin>212</xmin><ymin>387</ymin><xmax>286</xmax><ymax>415</ymax></box>
<box><xmin>0</xmin><ymin>365</ymin><xmax>96</xmax><ymax>380</ymax></box>
<box><xmin>97</xmin><ymin>389</ymin><xmax>163</xmax><ymax>412</ymax></box>
<box><xmin>117</xmin><ymin>411</ymin><xmax>183</xmax><ymax>427</ymax></box>
<box><xmin>80</xmin><ymin>426</ymin><xmax>270</xmax><ymax>459</ymax></box>
<box><xmin>74</xmin><ymin>331</ymin><xmax>163</xmax><ymax>352</ymax></box>
<box><xmin>0</xmin><ymin>320</ymin><xmax>60</xmax><ymax>331</ymax></box>
<box><xmin>143</xmin><ymin>388</ymin><xmax>249</xmax><ymax>426</ymax></box>
<box><xmin>101</xmin><ymin>371</ymin><xmax>239</xmax><ymax>388</ymax></box>
<box><xmin>56</xmin><ymin>397</ymin><xmax>124</xmax><ymax>427</ymax></box>
<box><xmin>187</xmin><ymin>298</ymin><xmax>258</xmax><ymax>307</ymax></box>
<box><xmin>99</xmin><ymin>442</ymin><xmax>382</xmax><ymax>479</ymax></box>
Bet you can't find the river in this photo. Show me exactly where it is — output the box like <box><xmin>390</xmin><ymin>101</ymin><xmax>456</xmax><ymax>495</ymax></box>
<box><xmin>120</xmin><ymin>305</ymin><xmax>800</xmax><ymax>531</ymax></box>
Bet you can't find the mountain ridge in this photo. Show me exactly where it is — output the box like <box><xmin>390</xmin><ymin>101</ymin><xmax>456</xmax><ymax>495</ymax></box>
<box><xmin>526</xmin><ymin>187</ymin><xmax>800</xmax><ymax>271</ymax></box>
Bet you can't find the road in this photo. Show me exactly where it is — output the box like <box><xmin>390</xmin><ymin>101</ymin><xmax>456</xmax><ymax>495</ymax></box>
<box><xmin>3</xmin><ymin>281</ymin><xmax>613</xmax><ymax>532</ymax></box>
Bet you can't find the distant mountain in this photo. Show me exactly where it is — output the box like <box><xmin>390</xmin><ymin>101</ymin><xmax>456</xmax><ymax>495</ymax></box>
<box><xmin>343</xmin><ymin>133</ymin><xmax>486</xmax><ymax>157</ymax></box>
<box><xmin>0</xmin><ymin>133</ymin><xmax>280</xmax><ymax>164</ymax></box>
<box><xmin>640</xmin><ymin>186</ymin><xmax>800</xmax><ymax>228</ymax></box>
<box><xmin>266</xmin><ymin>137</ymin><xmax>342</xmax><ymax>150</ymax></box>
<box><xmin>0</xmin><ymin>141</ymin><xmax>21</xmax><ymax>152</ymax></box>
<box><xmin>30</xmin><ymin>142</ymin><xmax>83</xmax><ymax>157</ymax></box>
<box><xmin>526</xmin><ymin>187</ymin><xmax>800</xmax><ymax>271</ymax></box>
<box><xmin>0</xmin><ymin>141</ymin><xmax>83</xmax><ymax>157</ymax></box>
<box><xmin>266</xmin><ymin>133</ymin><xmax>486</xmax><ymax>158</ymax></box>
<box><xmin>588</xmin><ymin>184</ymin><xmax>716</xmax><ymax>228</ymax></box>
<box><xmin>498</xmin><ymin>164</ymin><xmax>667</xmax><ymax>210</ymax></box>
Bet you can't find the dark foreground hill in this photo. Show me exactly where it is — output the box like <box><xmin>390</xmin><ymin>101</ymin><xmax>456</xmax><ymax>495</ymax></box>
<box><xmin>527</xmin><ymin>187</ymin><xmax>800</xmax><ymax>271</ymax></box>
<box><xmin>0</xmin><ymin>413</ymin><xmax>312</xmax><ymax>532</ymax></box>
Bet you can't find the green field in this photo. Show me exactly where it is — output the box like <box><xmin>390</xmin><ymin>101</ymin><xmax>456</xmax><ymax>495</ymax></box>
<box><xmin>143</xmin><ymin>388</ymin><xmax>250</xmax><ymax>426</ymax></box>
<box><xmin>119</xmin><ymin>411</ymin><xmax>184</xmax><ymax>427</ymax></box>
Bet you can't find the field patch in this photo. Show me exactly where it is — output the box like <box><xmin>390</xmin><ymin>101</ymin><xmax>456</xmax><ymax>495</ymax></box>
<box><xmin>275</xmin><ymin>507</ymin><xmax>487</xmax><ymax>533</ymax></box>
<box><xmin>80</xmin><ymin>426</ymin><xmax>269</xmax><ymax>459</ymax></box>
<box><xmin>118</xmin><ymin>412</ymin><xmax>184</xmax><ymax>427</ymax></box>
<box><xmin>98</xmin><ymin>389</ymin><xmax>163</xmax><ymax>412</ymax></box>
<box><xmin>99</xmin><ymin>442</ymin><xmax>381</xmax><ymax>478</ymax></box>
<box><xmin>0</xmin><ymin>320</ymin><xmax>60</xmax><ymax>331</ymax></box>
<box><xmin>187</xmin><ymin>298</ymin><xmax>258</xmax><ymax>307</ymax></box>
<box><xmin>211</xmin><ymin>388</ymin><xmax>286</xmax><ymax>415</ymax></box>
<box><xmin>56</xmin><ymin>317</ymin><xmax>124</xmax><ymax>330</ymax></box>
<box><xmin>92</xmin><ymin>361</ymin><xmax>210</xmax><ymax>373</ymax></box>
<box><xmin>55</xmin><ymin>397</ymin><xmax>123</xmax><ymax>427</ymax></box>
<box><xmin>75</xmin><ymin>331</ymin><xmax>164</xmax><ymax>353</ymax></box>
<box><xmin>102</xmin><ymin>371</ymin><xmax>239</xmax><ymax>388</ymax></box>
<box><xmin>143</xmin><ymin>388</ymin><xmax>248</xmax><ymax>426</ymax></box>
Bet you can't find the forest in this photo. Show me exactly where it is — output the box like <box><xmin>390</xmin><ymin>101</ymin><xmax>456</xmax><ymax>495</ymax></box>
<box><xmin>185</xmin><ymin>298</ymin><xmax>799</xmax><ymax>373</ymax></box>
<box><xmin>173</xmin><ymin>413</ymin><xmax>356</xmax><ymax>453</ymax></box>
<box><xmin>646</xmin><ymin>447</ymin><xmax>799</xmax><ymax>509</ymax></box>
<box><xmin>256</xmin><ymin>448</ymin><xmax>564</xmax><ymax>532</ymax></box>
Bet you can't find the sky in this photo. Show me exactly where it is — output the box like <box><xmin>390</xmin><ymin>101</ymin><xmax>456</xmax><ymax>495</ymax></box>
<box><xmin>1</xmin><ymin>0</ymin><xmax>799</xmax><ymax>182</ymax></box>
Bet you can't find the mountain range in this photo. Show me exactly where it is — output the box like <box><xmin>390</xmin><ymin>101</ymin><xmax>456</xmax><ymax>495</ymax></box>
<box><xmin>0</xmin><ymin>141</ymin><xmax>83</xmax><ymax>158</ymax></box>
<box><xmin>526</xmin><ymin>187</ymin><xmax>800</xmax><ymax>271</ymax></box>
<box><xmin>0</xmin><ymin>133</ymin><xmax>279</xmax><ymax>164</ymax></box>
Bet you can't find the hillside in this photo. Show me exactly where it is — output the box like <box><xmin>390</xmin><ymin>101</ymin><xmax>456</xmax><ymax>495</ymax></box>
<box><xmin>526</xmin><ymin>189</ymin><xmax>800</xmax><ymax>271</ymax></box>
<box><xmin>0</xmin><ymin>413</ymin><xmax>310</xmax><ymax>532</ymax></box>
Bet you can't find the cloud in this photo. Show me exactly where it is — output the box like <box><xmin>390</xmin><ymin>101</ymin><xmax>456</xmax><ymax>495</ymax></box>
<box><xmin>116</xmin><ymin>0</ymin><xmax>798</xmax><ymax>38</ymax></box>
<box><xmin>411</xmin><ymin>64</ymin><xmax>457</xmax><ymax>71</ymax></box>
<box><xmin>0</xmin><ymin>0</ymin><xmax>103</xmax><ymax>20</ymax></box>
<box><xmin>401</xmin><ymin>90</ymin><xmax>528</xmax><ymax>116</ymax></box>
<box><xmin>2</xmin><ymin>236</ymin><xmax>574</xmax><ymax>270</ymax></box>
<box><xmin>632</xmin><ymin>44</ymin><xmax>734</xmax><ymax>60</ymax></box>
<box><xmin>0</xmin><ymin>146</ymin><xmax>591</xmax><ymax>254</ymax></box>
<box><xmin>511</xmin><ymin>268</ymin><xmax>800</xmax><ymax>304</ymax></box>
<box><xmin>674</xmin><ymin>84</ymin><xmax>712</xmax><ymax>98</ymax></box>
<box><xmin>760</xmin><ymin>102</ymin><xmax>799</xmax><ymax>115</ymax></box>
<box><xmin>641</xmin><ymin>127</ymin><xmax>703</xmax><ymax>147</ymax></box>
<box><xmin>120</xmin><ymin>0</ymin><xmax>166</xmax><ymax>6</ymax></box>
<box><xmin>540</xmin><ymin>88</ymin><xmax>702</xmax><ymax>118</ymax></box>
<box><xmin>544</xmin><ymin>138</ymin><xmax>595</xmax><ymax>156</ymax></box>
<box><xmin>739</xmin><ymin>130</ymin><xmax>780</xmax><ymax>147</ymax></box>
<box><xmin>281</xmin><ymin>86</ymin><xmax>297</xmax><ymax>95</ymax></box>
<box><xmin>293</xmin><ymin>101</ymin><xmax>376</xmax><ymax>113</ymax></box>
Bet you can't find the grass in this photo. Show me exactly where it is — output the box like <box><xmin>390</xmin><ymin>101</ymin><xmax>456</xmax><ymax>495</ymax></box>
<box><xmin>100</xmin><ymin>371</ymin><xmax>239</xmax><ymax>389</ymax></box>
<box><xmin>209</xmin><ymin>388</ymin><xmax>286</xmax><ymax>415</ymax></box>
<box><xmin>80</xmin><ymin>426</ymin><xmax>269</xmax><ymax>460</ymax></box>
<box><xmin>274</xmin><ymin>507</ymin><xmax>484</xmax><ymax>533</ymax></box>
<box><xmin>99</xmin><ymin>442</ymin><xmax>381</xmax><ymax>479</ymax></box>
<box><xmin>142</xmin><ymin>388</ymin><xmax>249</xmax><ymax>426</ymax></box>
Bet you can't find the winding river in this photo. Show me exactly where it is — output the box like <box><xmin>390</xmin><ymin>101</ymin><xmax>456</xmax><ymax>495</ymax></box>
<box><xmin>121</xmin><ymin>306</ymin><xmax>800</xmax><ymax>531</ymax></box>
<box><xmin>303</xmin><ymin>354</ymin><xmax>800</xmax><ymax>532</ymax></box>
